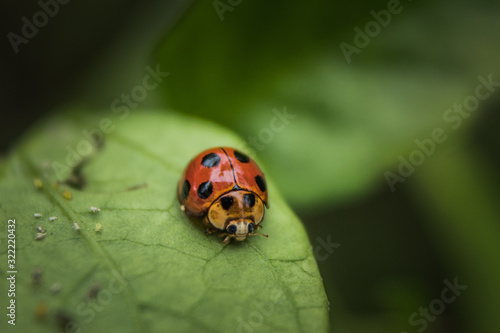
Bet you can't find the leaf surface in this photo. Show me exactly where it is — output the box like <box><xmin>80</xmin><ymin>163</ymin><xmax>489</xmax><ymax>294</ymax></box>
<box><xmin>0</xmin><ymin>110</ymin><xmax>328</xmax><ymax>333</ymax></box>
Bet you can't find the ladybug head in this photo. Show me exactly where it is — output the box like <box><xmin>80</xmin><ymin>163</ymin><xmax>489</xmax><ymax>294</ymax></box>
<box><xmin>207</xmin><ymin>190</ymin><xmax>268</xmax><ymax>243</ymax></box>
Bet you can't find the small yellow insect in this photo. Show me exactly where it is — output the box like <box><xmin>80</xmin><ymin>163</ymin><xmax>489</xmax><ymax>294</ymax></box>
<box><xmin>35</xmin><ymin>302</ymin><xmax>48</xmax><ymax>320</ymax></box>
<box><xmin>33</xmin><ymin>178</ymin><xmax>43</xmax><ymax>189</ymax></box>
<box><xmin>95</xmin><ymin>223</ymin><xmax>103</xmax><ymax>233</ymax></box>
<box><xmin>62</xmin><ymin>190</ymin><xmax>72</xmax><ymax>200</ymax></box>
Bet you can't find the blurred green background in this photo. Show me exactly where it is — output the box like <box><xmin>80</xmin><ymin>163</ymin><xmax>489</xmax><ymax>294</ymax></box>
<box><xmin>2</xmin><ymin>0</ymin><xmax>500</xmax><ymax>332</ymax></box>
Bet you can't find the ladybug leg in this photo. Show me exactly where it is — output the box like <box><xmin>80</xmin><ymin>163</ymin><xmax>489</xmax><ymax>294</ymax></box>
<box><xmin>202</xmin><ymin>216</ymin><xmax>217</xmax><ymax>235</ymax></box>
<box><xmin>204</xmin><ymin>227</ymin><xmax>217</xmax><ymax>235</ymax></box>
<box><xmin>222</xmin><ymin>235</ymin><xmax>232</xmax><ymax>245</ymax></box>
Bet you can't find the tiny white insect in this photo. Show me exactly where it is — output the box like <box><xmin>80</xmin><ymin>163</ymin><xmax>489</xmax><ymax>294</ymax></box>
<box><xmin>73</xmin><ymin>222</ymin><xmax>80</xmax><ymax>231</ymax></box>
<box><xmin>34</xmin><ymin>213</ymin><xmax>42</xmax><ymax>218</ymax></box>
<box><xmin>36</xmin><ymin>226</ymin><xmax>45</xmax><ymax>233</ymax></box>
<box><xmin>89</xmin><ymin>206</ymin><xmax>101</xmax><ymax>213</ymax></box>
<box><xmin>34</xmin><ymin>233</ymin><xmax>46</xmax><ymax>240</ymax></box>
<box><xmin>49</xmin><ymin>216</ymin><xmax>58</xmax><ymax>222</ymax></box>
<box><xmin>50</xmin><ymin>282</ymin><xmax>62</xmax><ymax>294</ymax></box>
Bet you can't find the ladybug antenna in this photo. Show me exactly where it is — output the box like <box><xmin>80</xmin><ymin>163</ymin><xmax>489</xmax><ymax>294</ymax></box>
<box><xmin>249</xmin><ymin>232</ymin><xmax>268</xmax><ymax>238</ymax></box>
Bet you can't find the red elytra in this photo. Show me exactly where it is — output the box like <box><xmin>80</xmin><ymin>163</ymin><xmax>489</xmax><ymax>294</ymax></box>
<box><xmin>177</xmin><ymin>147</ymin><xmax>268</xmax><ymax>217</ymax></box>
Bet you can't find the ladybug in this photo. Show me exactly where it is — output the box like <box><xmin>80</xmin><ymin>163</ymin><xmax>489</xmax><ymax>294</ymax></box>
<box><xmin>178</xmin><ymin>147</ymin><xmax>269</xmax><ymax>244</ymax></box>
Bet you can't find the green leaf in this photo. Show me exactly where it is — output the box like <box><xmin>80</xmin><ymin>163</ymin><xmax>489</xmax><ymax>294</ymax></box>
<box><xmin>0</xmin><ymin>110</ymin><xmax>328</xmax><ymax>333</ymax></box>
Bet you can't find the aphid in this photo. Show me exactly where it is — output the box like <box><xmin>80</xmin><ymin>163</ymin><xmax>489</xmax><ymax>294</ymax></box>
<box><xmin>40</xmin><ymin>160</ymin><xmax>51</xmax><ymax>169</ymax></box>
<box><xmin>73</xmin><ymin>222</ymin><xmax>80</xmax><ymax>231</ymax></box>
<box><xmin>49</xmin><ymin>216</ymin><xmax>58</xmax><ymax>222</ymax></box>
<box><xmin>32</xmin><ymin>267</ymin><xmax>42</xmax><ymax>285</ymax></box>
<box><xmin>62</xmin><ymin>190</ymin><xmax>72</xmax><ymax>200</ymax></box>
<box><xmin>94</xmin><ymin>223</ymin><xmax>102</xmax><ymax>233</ymax></box>
<box><xmin>86</xmin><ymin>282</ymin><xmax>101</xmax><ymax>299</ymax></box>
<box><xmin>33</xmin><ymin>178</ymin><xmax>43</xmax><ymax>189</ymax></box>
<box><xmin>178</xmin><ymin>147</ymin><xmax>269</xmax><ymax>244</ymax></box>
<box><xmin>127</xmin><ymin>183</ymin><xmax>148</xmax><ymax>191</ymax></box>
<box><xmin>34</xmin><ymin>213</ymin><xmax>42</xmax><ymax>218</ymax></box>
<box><xmin>34</xmin><ymin>233</ymin><xmax>46</xmax><ymax>240</ymax></box>
<box><xmin>36</xmin><ymin>225</ymin><xmax>46</xmax><ymax>233</ymax></box>
<box><xmin>50</xmin><ymin>282</ymin><xmax>62</xmax><ymax>294</ymax></box>
<box><xmin>89</xmin><ymin>206</ymin><xmax>101</xmax><ymax>213</ymax></box>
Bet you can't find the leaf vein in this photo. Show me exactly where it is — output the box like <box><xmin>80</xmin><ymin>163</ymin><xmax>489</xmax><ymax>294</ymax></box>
<box><xmin>19</xmin><ymin>152</ymin><xmax>145</xmax><ymax>333</ymax></box>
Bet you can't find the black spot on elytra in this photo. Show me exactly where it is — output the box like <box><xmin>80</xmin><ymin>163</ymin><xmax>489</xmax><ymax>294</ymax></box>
<box><xmin>244</xmin><ymin>193</ymin><xmax>255</xmax><ymax>207</ymax></box>
<box><xmin>201</xmin><ymin>153</ymin><xmax>221</xmax><ymax>168</ymax></box>
<box><xmin>234</xmin><ymin>150</ymin><xmax>250</xmax><ymax>163</ymax></box>
<box><xmin>220</xmin><ymin>196</ymin><xmax>234</xmax><ymax>210</ymax></box>
<box><xmin>181</xmin><ymin>180</ymin><xmax>190</xmax><ymax>201</ymax></box>
<box><xmin>197</xmin><ymin>181</ymin><xmax>213</xmax><ymax>199</ymax></box>
<box><xmin>255</xmin><ymin>175</ymin><xmax>266</xmax><ymax>192</ymax></box>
